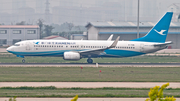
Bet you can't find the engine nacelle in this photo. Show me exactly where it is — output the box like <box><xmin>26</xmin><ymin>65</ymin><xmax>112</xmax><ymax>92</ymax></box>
<box><xmin>63</xmin><ymin>52</ymin><xmax>81</xmax><ymax>60</ymax></box>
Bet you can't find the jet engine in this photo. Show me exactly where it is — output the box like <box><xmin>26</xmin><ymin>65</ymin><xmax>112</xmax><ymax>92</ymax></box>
<box><xmin>63</xmin><ymin>52</ymin><xmax>81</xmax><ymax>60</ymax></box>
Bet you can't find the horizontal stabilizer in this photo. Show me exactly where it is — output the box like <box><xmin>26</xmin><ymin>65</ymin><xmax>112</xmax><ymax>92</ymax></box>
<box><xmin>154</xmin><ymin>41</ymin><xmax>173</xmax><ymax>47</ymax></box>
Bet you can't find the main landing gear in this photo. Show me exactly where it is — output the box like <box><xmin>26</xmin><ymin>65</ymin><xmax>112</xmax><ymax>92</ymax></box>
<box><xmin>22</xmin><ymin>59</ymin><xmax>25</xmax><ymax>63</ymax></box>
<box><xmin>87</xmin><ymin>58</ymin><xmax>93</xmax><ymax>64</ymax></box>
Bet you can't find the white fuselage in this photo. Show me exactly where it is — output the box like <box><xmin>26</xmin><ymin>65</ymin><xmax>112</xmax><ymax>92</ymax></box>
<box><xmin>7</xmin><ymin>40</ymin><xmax>166</xmax><ymax>58</ymax></box>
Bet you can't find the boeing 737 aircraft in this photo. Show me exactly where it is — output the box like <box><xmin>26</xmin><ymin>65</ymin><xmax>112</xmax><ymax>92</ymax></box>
<box><xmin>7</xmin><ymin>12</ymin><xmax>173</xmax><ymax>63</ymax></box>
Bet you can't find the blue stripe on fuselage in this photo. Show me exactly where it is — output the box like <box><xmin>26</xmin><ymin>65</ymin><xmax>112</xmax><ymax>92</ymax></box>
<box><xmin>104</xmin><ymin>49</ymin><xmax>145</xmax><ymax>57</ymax></box>
<box><xmin>7</xmin><ymin>49</ymin><xmax>145</xmax><ymax>57</ymax></box>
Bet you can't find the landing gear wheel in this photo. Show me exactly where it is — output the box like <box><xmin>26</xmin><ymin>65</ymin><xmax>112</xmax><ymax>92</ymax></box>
<box><xmin>22</xmin><ymin>59</ymin><xmax>25</xmax><ymax>63</ymax></box>
<box><xmin>87</xmin><ymin>58</ymin><xmax>93</xmax><ymax>64</ymax></box>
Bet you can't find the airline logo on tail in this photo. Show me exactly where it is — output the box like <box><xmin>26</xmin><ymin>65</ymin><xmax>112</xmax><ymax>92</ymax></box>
<box><xmin>154</xmin><ymin>29</ymin><xmax>166</xmax><ymax>35</ymax></box>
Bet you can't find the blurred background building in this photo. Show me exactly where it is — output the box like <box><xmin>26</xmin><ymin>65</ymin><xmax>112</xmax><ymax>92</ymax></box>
<box><xmin>0</xmin><ymin>0</ymin><xmax>180</xmax><ymax>48</ymax></box>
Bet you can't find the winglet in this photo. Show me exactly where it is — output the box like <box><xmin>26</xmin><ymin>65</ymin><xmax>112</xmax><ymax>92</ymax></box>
<box><xmin>107</xmin><ymin>34</ymin><xmax>113</xmax><ymax>41</ymax></box>
<box><xmin>108</xmin><ymin>36</ymin><xmax>120</xmax><ymax>48</ymax></box>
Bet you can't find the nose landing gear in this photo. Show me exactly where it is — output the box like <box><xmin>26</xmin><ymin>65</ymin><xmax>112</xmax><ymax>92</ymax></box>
<box><xmin>22</xmin><ymin>59</ymin><xmax>25</xmax><ymax>63</ymax></box>
<box><xmin>87</xmin><ymin>58</ymin><xmax>93</xmax><ymax>64</ymax></box>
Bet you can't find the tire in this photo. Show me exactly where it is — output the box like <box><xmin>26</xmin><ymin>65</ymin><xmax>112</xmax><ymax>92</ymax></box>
<box><xmin>87</xmin><ymin>58</ymin><xmax>93</xmax><ymax>64</ymax></box>
<box><xmin>22</xmin><ymin>59</ymin><xmax>25</xmax><ymax>63</ymax></box>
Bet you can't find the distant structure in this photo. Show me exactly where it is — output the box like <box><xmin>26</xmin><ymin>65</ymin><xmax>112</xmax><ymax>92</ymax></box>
<box><xmin>0</xmin><ymin>1</ymin><xmax>3</xmax><ymax>13</ymax></box>
<box><xmin>85</xmin><ymin>21</ymin><xmax>180</xmax><ymax>49</ymax></box>
<box><xmin>20</xmin><ymin>0</ymin><xmax>26</xmax><ymax>7</ymax></box>
<box><xmin>36</xmin><ymin>0</ymin><xmax>45</xmax><ymax>14</ymax></box>
<box><xmin>168</xmin><ymin>3</ymin><xmax>180</xmax><ymax>22</ymax></box>
<box><xmin>12</xmin><ymin>0</ymin><xmax>26</xmax><ymax>13</ymax></box>
<box><xmin>59</xmin><ymin>0</ymin><xmax>74</xmax><ymax>7</ymax></box>
<box><xmin>140</xmin><ymin>0</ymin><xmax>157</xmax><ymax>19</ymax></box>
<box><xmin>0</xmin><ymin>0</ymin><xmax>179</xmax><ymax>25</ymax></box>
<box><xmin>45</xmin><ymin>0</ymin><xmax>51</xmax><ymax>24</ymax></box>
<box><xmin>0</xmin><ymin>25</ymin><xmax>40</xmax><ymax>46</ymax></box>
<box><xmin>12</xmin><ymin>0</ymin><xmax>19</xmax><ymax>14</ymax></box>
<box><xmin>18</xmin><ymin>7</ymin><xmax>35</xmax><ymax>23</ymax></box>
<box><xmin>43</xmin><ymin>35</ymin><xmax>68</xmax><ymax>40</ymax></box>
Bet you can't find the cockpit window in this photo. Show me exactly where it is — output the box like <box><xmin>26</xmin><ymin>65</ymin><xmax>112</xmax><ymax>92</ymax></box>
<box><xmin>14</xmin><ymin>44</ymin><xmax>20</xmax><ymax>46</ymax></box>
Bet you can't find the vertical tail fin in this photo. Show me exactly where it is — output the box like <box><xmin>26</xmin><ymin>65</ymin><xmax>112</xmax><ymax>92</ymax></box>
<box><xmin>131</xmin><ymin>12</ymin><xmax>173</xmax><ymax>43</ymax></box>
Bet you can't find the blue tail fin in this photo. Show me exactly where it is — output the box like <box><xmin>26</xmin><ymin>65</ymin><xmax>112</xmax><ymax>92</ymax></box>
<box><xmin>131</xmin><ymin>12</ymin><xmax>173</xmax><ymax>43</ymax></box>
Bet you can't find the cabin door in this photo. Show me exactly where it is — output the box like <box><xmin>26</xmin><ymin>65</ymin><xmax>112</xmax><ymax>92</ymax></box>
<box><xmin>26</xmin><ymin>42</ymin><xmax>31</xmax><ymax>51</ymax></box>
<box><xmin>140</xmin><ymin>44</ymin><xmax>144</xmax><ymax>52</ymax></box>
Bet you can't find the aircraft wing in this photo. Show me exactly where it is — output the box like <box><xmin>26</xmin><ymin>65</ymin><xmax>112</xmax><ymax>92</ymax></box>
<box><xmin>154</xmin><ymin>41</ymin><xmax>173</xmax><ymax>47</ymax></box>
<box><xmin>79</xmin><ymin>36</ymin><xmax>120</xmax><ymax>57</ymax></box>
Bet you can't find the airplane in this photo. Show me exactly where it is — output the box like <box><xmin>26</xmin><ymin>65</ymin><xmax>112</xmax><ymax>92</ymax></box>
<box><xmin>107</xmin><ymin>34</ymin><xmax>113</xmax><ymax>41</ymax></box>
<box><xmin>7</xmin><ymin>12</ymin><xmax>173</xmax><ymax>63</ymax></box>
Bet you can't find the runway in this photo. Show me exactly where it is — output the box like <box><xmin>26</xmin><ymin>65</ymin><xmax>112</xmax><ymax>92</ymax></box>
<box><xmin>1</xmin><ymin>82</ymin><xmax>180</xmax><ymax>88</ymax></box>
<box><xmin>0</xmin><ymin>98</ymin><xmax>180</xmax><ymax>101</ymax></box>
<box><xmin>0</xmin><ymin>63</ymin><xmax>180</xmax><ymax>67</ymax></box>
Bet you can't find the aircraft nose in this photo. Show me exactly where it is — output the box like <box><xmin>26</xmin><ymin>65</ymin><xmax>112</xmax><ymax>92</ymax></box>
<box><xmin>6</xmin><ymin>46</ymin><xmax>14</xmax><ymax>52</ymax></box>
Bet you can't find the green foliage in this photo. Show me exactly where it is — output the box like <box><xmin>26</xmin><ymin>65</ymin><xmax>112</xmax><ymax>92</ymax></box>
<box><xmin>0</xmin><ymin>87</ymin><xmax>151</xmax><ymax>90</ymax></box>
<box><xmin>1</xmin><ymin>67</ymin><xmax>180</xmax><ymax>82</ymax></box>
<box><xmin>51</xmin><ymin>23</ymin><xmax>86</xmax><ymax>32</ymax></box>
<box><xmin>8</xmin><ymin>97</ymin><xmax>16</xmax><ymax>101</ymax></box>
<box><xmin>16</xmin><ymin>21</ymin><xmax>25</xmax><ymax>25</ymax></box>
<box><xmin>52</xmin><ymin>31</ymin><xmax>83</xmax><ymax>39</ymax></box>
<box><xmin>1</xmin><ymin>53</ymin><xmax>180</xmax><ymax>63</ymax></box>
<box><xmin>146</xmin><ymin>83</ymin><xmax>176</xmax><ymax>101</ymax></box>
<box><xmin>1</xmin><ymin>87</ymin><xmax>180</xmax><ymax>98</ymax></box>
<box><xmin>1</xmin><ymin>86</ymin><xmax>56</xmax><ymax>90</ymax></box>
<box><xmin>43</xmin><ymin>25</ymin><xmax>54</xmax><ymax>37</ymax></box>
<box><xmin>71</xmin><ymin>95</ymin><xmax>78</xmax><ymax>101</ymax></box>
<box><xmin>37</xmin><ymin>19</ymin><xmax>44</xmax><ymax>39</ymax></box>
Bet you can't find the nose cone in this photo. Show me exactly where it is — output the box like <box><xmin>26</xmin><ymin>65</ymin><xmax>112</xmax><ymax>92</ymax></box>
<box><xmin>6</xmin><ymin>46</ymin><xmax>14</xmax><ymax>52</ymax></box>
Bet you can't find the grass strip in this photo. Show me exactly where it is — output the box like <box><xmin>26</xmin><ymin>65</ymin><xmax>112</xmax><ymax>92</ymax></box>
<box><xmin>0</xmin><ymin>54</ymin><xmax>180</xmax><ymax>63</ymax></box>
<box><xmin>0</xmin><ymin>67</ymin><xmax>180</xmax><ymax>82</ymax></box>
<box><xmin>0</xmin><ymin>86</ymin><xmax>180</xmax><ymax>98</ymax></box>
